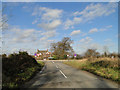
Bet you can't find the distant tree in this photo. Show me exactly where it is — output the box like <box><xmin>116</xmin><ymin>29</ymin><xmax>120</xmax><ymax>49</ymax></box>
<box><xmin>96</xmin><ymin>52</ymin><xmax>100</xmax><ymax>58</ymax></box>
<box><xmin>76</xmin><ymin>54</ymin><xmax>83</xmax><ymax>59</ymax></box>
<box><xmin>108</xmin><ymin>52</ymin><xmax>118</xmax><ymax>58</ymax></box>
<box><xmin>85</xmin><ymin>49</ymin><xmax>100</xmax><ymax>58</ymax></box>
<box><xmin>19</xmin><ymin>51</ymin><xmax>28</xmax><ymax>55</ymax></box>
<box><xmin>52</xmin><ymin>55</ymin><xmax>58</xmax><ymax>60</ymax></box>
<box><xmin>50</xmin><ymin>37</ymin><xmax>74</xmax><ymax>59</ymax></box>
<box><xmin>64</xmin><ymin>55</ymin><xmax>67</xmax><ymax>59</ymax></box>
<box><xmin>2</xmin><ymin>54</ymin><xmax>7</xmax><ymax>58</ymax></box>
<box><xmin>118</xmin><ymin>53</ymin><xmax>120</xmax><ymax>59</ymax></box>
<box><xmin>103</xmin><ymin>46</ymin><xmax>109</xmax><ymax>57</ymax></box>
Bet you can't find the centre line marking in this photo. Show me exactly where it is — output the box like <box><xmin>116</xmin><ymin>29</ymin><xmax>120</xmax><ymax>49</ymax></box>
<box><xmin>52</xmin><ymin>61</ymin><xmax>54</xmax><ymax>63</ymax></box>
<box><xmin>56</xmin><ymin>65</ymin><xmax>58</xmax><ymax>68</ymax></box>
<box><xmin>59</xmin><ymin>70</ymin><xmax>67</xmax><ymax>78</ymax></box>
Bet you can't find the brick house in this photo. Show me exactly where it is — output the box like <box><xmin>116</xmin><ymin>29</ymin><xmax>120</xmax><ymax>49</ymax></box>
<box><xmin>35</xmin><ymin>49</ymin><xmax>52</xmax><ymax>60</ymax></box>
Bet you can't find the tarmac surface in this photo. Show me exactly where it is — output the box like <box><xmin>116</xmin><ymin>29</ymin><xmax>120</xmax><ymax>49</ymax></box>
<box><xmin>23</xmin><ymin>60</ymin><xmax>119</xmax><ymax>89</ymax></box>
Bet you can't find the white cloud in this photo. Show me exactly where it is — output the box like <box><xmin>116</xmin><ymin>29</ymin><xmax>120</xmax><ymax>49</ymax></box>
<box><xmin>40</xmin><ymin>30</ymin><xmax>56</xmax><ymax>40</ymax></box>
<box><xmin>65</xmin><ymin>3</ymin><xmax>117</xmax><ymax>29</ymax></box>
<box><xmin>32</xmin><ymin>6</ymin><xmax>63</xmax><ymax>30</ymax></box>
<box><xmin>64</xmin><ymin>19</ymin><xmax>74</xmax><ymax>30</ymax></box>
<box><xmin>74</xmin><ymin>3</ymin><xmax>116</xmax><ymax>18</ymax></box>
<box><xmin>11</xmin><ymin>48</ymin><xmax>19</xmax><ymax>53</ymax></box>
<box><xmin>41</xmin><ymin>8</ymin><xmax>63</xmax><ymax>21</ymax></box>
<box><xmin>47</xmin><ymin>40</ymin><xmax>55</xmax><ymax>42</ymax></box>
<box><xmin>75</xmin><ymin>37</ymin><xmax>115</xmax><ymax>54</ymax></box>
<box><xmin>89</xmin><ymin>43</ymin><xmax>102</xmax><ymax>50</ymax></box>
<box><xmin>3</xmin><ymin>24</ymin><xmax>57</xmax><ymax>53</ymax></box>
<box><xmin>37</xmin><ymin>20</ymin><xmax>61</xmax><ymax>31</ymax></box>
<box><xmin>64</xmin><ymin>17</ymin><xmax>82</xmax><ymax>30</ymax></box>
<box><xmin>12</xmin><ymin>31</ymin><xmax>35</xmax><ymax>43</ymax></box>
<box><xmin>74</xmin><ymin>42</ymin><xmax>103</xmax><ymax>55</ymax></box>
<box><xmin>32</xmin><ymin>6</ymin><xmax>63</xmax><ymax>32</ymax></box>
<box><xmin>89</xmin><ymin>28</ymin><xmax>98</xmax><ymax>33</ymax></box>
<box><xmin>81</xmin><ymin>33</ymin><xmax>87</xmax><ymax>36</ymax></box>
<box><xmin>88</xmin><ymin>25</ymin><xmax>112</xmax><ymax>34</ymax></box>
<box><xmin>41</xmin><ymin>39</ymin><xmax>55</xmax><ymax>49</ymax></box>
<box><xmin>104</xmin><ymin>39</ymin><xmax>112</xmax><ymax>42</ymax></box>
<box><xmin>73</xmin><ymin>17</ymin><xmax>82</xmax><ymax>23</ymax></box>
<box><xmin>99</xmin><ymin>25</ymin><xmax>112</xmax><ymax>31</ymax></box>
<box><xmin>70</xmin><ymin>30</ymin><xmax>81</xmax><ymax>36</ymax></box>
<box><xmin>99</xmin><ymin>28</ymin><xmax>107</xmax><ymax>31</ymax></box>
<box><xmin>80</xmin><ymin>37</ymin><xmax>93</xmax><ymax>44</ymax></box>
<box><xmin>106</xmin><ymin>25</ymin><xmax>113</xmax><ymax>28</ymax></box>
<box><xmin>32</xmin><ymin>7</ymin><xmax>63</xmax><ymax>21</ymax></box>
<box><xmin>32</xmin><ymin>19</ymin><xmax>38</xmax><ymax>24</ymax></box>
<box><xmin>103</xmin><ymin>39</ymin><xmax>115</xmax><ymax>48</ymax></box>
<box><xmin>3</xmin><ymin>26</ymin><xmax>57</xmax><ymax>54</ymax></box>
<box><xmin>4</xmin><ymin>27</ymin><xmax>42</xmax><ymax>43</ymax></box>
<box><xmin>109</xmin><ymin>0</ymin><xmax>119</xmax><ymax>2</ymax></box>
<box><xmin>100</xmin><ymin>25</ymin><xmax>112</xmax><ymax>31</ymax></box>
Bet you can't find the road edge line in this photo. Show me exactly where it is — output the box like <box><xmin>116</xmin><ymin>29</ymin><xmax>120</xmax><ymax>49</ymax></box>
<box><xmin>40</xmin><ymin>63</ymin><xmax>46</xmax><ymax>73</ymax></box>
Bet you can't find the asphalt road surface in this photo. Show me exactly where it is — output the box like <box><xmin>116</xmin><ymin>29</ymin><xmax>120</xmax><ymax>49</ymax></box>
<box><xmin>23</xmin><ymin>61</ymin><xmax>119</xmax><ymax>88</ymax></box>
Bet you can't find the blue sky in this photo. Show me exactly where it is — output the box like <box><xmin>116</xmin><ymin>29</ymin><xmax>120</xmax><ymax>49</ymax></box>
<box><xmin>2</xmin><ymin>2</ymin><xmax>118</xmax><ymax>55</ymax></box>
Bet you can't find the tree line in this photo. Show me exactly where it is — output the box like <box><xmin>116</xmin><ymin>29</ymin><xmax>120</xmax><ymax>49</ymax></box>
<box><xmin>50</xmin><ymin>37</ymin><xmax>119</xmax><ymax>60</ymax></box>
<box><xmin>1</xmin><ymin>37</ymin><xmax>119</xmax><ymax>60</ymax></box>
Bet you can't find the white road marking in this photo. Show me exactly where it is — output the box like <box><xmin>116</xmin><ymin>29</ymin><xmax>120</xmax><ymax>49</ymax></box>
<box><xmin>40</xmin><ymin>71</ymin><xmax>42</xmax><ymax>73</ymax></box>
<box><xmin>56</xmin><ymin>65</ymin><xmax>58</xmax><ymax>68</ymax></box>
<box><xmin>52</xmin><ymin>61</ymin><xmax>67</xmax><ymax>78</ymax></box>
<box><xmin>40</xmin><ymin>64</ymin><xmax>46</xmax><ymax>73</ymax></box>
<box><xmin>59</xmin><ymin>70</ymin><xmax>67</xmax><ymax>78</ymax></box>
<box><xmin>52</xmin><ymin>61</ymin><xmax>54</xmax><ymax>63</ymax></box>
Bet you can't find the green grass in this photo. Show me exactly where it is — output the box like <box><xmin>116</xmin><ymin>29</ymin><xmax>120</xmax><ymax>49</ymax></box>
<box><xmin>37</xmin><ymin>61</ymin><xmax>45</xmax><ymax>67</ymax></box>
<box><xmin>64</xmin><ymin>59</ymin><xmax>119</xmax><ymax>82</ymax></box>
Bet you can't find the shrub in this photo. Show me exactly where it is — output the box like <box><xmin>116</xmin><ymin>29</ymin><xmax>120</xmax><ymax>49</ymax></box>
<box><xmin>2</xmin><ymin>51</ymin><xmax>42</xmax><ymax>88</ymax></box>
<box><xmin>52</xmin><ymin>55</ymin><xmax>59</xmax><ymax>60</ymax></box>
<box><xmin>64</xmin><ymin>55</ymin><xmax>67</xmax><ymax>59</ymax></box>
<box><xmin>2</xmin><ymin>54</ymin><xmax>7</xmax><ymax>58</ymax></box>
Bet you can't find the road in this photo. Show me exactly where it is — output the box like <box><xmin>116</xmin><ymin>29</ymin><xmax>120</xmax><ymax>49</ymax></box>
<box><xmin>23</xmin><ymin>60</ymin><xmax>119</xmax><ymax>88</ymax></box>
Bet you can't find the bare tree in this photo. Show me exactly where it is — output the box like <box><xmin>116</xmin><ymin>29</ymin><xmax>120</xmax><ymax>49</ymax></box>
<box><xmin>85</xmin><ymin>49</ymin><xmax>100</xmax><ymax>58</ymax></box>
<box><xmin>0</xmin><ymin>5</ymin><xmax>9</xmax><ymax>30</ymax></box>
<box><xmin>50</xmin><ymin>37</ymin><xmax>74</xmax><ymax>59</ymax></box>
<box><xmin>103</xmin><ymin>46</ymin><xmax>109</xmax><ymax>57</ymax></box>
<box><xmin>108</xmin><ymin>52</ymin><xmax>118</xmax><ymax>58</ymax></box>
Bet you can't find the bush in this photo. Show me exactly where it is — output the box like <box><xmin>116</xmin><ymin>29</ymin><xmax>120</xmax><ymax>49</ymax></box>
<box><xmin>52</xmin><ymin>55</ymin><xmax>59</xmax><ymax>60</ymax></box>
<box><xmin>2</xmin><ymin>54</ymin><xmax>7</xmax><ymax>58</ymax></box>
<box><xmin>2</xmin><ymin>51</ymin><xmax>43</xmax><ymax>88</ymax></box>
<box><xmin>76</xmin><ymin>54</ymin><xmax>83</xmax><ymax>59</ymax></box>
<box><xmin>64</xmin><ymin>55</ymin><xmax>67</xmax><ymax>59</ymax></box>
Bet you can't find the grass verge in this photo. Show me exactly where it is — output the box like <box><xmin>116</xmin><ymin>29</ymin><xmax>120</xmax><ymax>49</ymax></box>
<box><xmin>63</xmin><ymin>58</ymin><xmax>119</xmax><ymax>83</ymax></box>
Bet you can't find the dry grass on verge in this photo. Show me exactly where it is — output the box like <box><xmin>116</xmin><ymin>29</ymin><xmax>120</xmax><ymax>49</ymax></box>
<box><xmin>64</xmin><ymin>58</ymin><xmax>119</xmax><ymax>82</ymax></box>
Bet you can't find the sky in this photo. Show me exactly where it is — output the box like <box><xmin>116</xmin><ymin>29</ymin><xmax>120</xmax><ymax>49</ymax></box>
<box><xmin>2</xmin><ymin>2</ymin><xmax>119</xmax><ymax>55</ymax></box>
